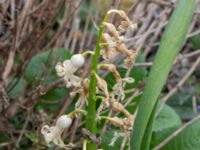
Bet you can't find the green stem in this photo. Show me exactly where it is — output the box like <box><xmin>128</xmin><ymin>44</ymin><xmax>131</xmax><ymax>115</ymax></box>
<box><xmin>130</xmin><ymin>0</ymin><xmax>196</xmax><ymax>150</ymax></box>
<box><xmin>81</xmin><ymin>50</ymin><xmax>94</xmax><ymax>57</ymax></box>
<box><xmin>68</xmin><ymin>109</ymin><xmax>87</xmax><ymax>118</ymax></box>
<box><xmin>85</xmin><ymin>14</ymin><xmax>108</xmax><ymax>150</ymax></box>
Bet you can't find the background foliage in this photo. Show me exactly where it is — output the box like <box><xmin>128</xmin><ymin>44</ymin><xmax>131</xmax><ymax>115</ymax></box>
<box><xmin>0</xmin><ymin>0</ymin><xmax>200</xmax><ymax>149</ymax></box>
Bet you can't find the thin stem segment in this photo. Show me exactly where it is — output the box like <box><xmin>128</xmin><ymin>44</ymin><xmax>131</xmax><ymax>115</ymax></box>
<box><xmin>85</xmin><ymin>14</ymin><xmax>109</xmax><ymax>150</ymax></box>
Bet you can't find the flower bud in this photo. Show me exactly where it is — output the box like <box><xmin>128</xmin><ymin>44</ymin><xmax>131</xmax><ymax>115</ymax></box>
<box><xmin>71</xmin><ymin>54</ymin><xmax>85</xmax><ymax>68</ymax></box>
<box><xmin>56</xmin><ymin>115</ymin><xmax>72</xmax><ymax>128</ymax></box>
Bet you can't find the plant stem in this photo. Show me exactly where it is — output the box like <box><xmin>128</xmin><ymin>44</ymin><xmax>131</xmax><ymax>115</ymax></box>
<box><xmin>130</xmin><ymin>0</ymin><xmax>196</xmax><ymax>150</ymax></box>
<box><xmin>85</xmin><ymin>14</ymin><xmax>108</xmax><ymax>150</ymax></box>
<box><xmin>68</xmin><ymin>109</ymin><xmax>87</xmax><ymax>118</ymax></box>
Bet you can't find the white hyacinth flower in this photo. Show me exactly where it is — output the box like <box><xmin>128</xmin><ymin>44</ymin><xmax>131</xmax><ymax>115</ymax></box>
<box><xmin>55</xmin><ymin>54</ymin><xmax>85</xmax><ymax>87</ymax></box>
<box><xmin>41</xmin><ymin>115</ymin><xmax>72</xmax><ymax>148</ymax></box>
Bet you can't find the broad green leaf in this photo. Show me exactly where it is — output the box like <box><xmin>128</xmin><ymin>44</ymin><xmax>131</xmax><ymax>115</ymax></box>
<box><xmin>152</xmin><ymin>103</ymin><xmax>182</xmax><ymax>144</ymax></box>
<box><xmin>188</xmin><ymin>35</ymin><xmax>200</xmax><ymax>49</ymax></box>
<box><xmin>24</xmin><ymin>48</ymin><xmax>71</xmax><ymax>101</ymax></box>
<box><xmin>161</xmin><ymin>120</ymin><xmax>200</xmax><ymax>150</ymax></box>
<box><xmin>8</xmin><ymin>78</ymin><xmax>25</xmax><ymax>99</ymax></box>
<box><xmin>167</xmin><ymin>92</ymin><xmax>199</xmax><ymax>120</ymax></box>
<box><xmin>24</xmin><ymin>48</ymin><xmax>71</xmax><ymax>83</ymax></box>
<box><xmin>41</xmin><ymin>87</ymin><xmax>68</xmax><ymax>100</ymax></box>
<box><xmin>101</xmin><ymin>130</ymin><xmax>124</xmax><ymax>150</ymax></box>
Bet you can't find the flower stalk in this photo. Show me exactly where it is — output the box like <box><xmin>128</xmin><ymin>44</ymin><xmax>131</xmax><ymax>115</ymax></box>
<box><xmin>85</xmin><ymin>13</ymin><xmax>109</xmax><ymax>150</ymax></box>
<box><xmin>68</xmin><ymin>109</ymin><xmax>87</xmax><ymax>118</ymax></box>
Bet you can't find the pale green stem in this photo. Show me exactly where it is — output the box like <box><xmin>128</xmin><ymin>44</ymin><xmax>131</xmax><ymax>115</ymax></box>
<box><xmin>81</xmin><ymin>51</ymin><xmax>95</xmax><ymax>57</ymax></box>
<box><xmin>68</xmin><ymin>109</ymin><xmax>87</xmax><ymax>118</ymax></box>
<box><xmin>85</xmin><ymin>12</ymin><xmax>109</xmax><ymax>150</ymax></box>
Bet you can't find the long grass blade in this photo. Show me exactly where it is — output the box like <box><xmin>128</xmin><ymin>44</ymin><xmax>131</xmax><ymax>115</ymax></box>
<box><xmin>130</xmin><ymin>0</ymin><xmax>196</xmax><ymax>149</ymax></box>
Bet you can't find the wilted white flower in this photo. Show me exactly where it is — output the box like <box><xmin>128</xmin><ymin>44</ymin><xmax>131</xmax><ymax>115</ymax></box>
<box><xmin>73</xmin><ymin>78</ymin><xmax>89</xmax><ymax>108</ymax></box>
<box><xmin>104</xmin><ymin>22</ymin><xmax>121</xmax><ymax>41</ymax></box>
<box><xmin>112</xmin><ymin>77</ymin><xmax>134</xmax><ymax>100</ymax></box>
<box><xmin>101</xmin><ymin>33</ymin><xmax>118</xmax><ymax>60</ymax></box>
<box><xmin>55</xmin><ymin>54</ymin><xmax>85</xmax><ymax>87</ymax></box>
<box><xmin>118</xmin><ymin>20</ymin><xmax>137</xmax><ymax>33</ymax></box>
<box><xmin>107</xmin><ymin>9</ymin><xmax>137</xmax><ymax>33</ymax></box>
<box><xmin>101</xmin><ymin>24</ymin><xmax>137</xmax><ymax>67</ymax></box>
<box><xmin>102</xmin><ymin>33</ymin><xmax>117</xmax><ymax>48</ymax></box>
<box><xmin>41</xmin><ymin>115</ymin><xmax>72</xmax><ymax>148</ymax></box>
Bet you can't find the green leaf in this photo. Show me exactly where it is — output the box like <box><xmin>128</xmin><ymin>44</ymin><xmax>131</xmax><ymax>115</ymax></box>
<box><xmin>152</xmin><ymin>103</ymin><xmax>182</xmax><ymax>144</ymax></box>
<box><xmin>161</xmin><ymin>120</ymin><xmax>200</xmax><ymax>150</ymax></box>
<box><xmin>24</xmin><ymin>48</ymin><xmax>71</xmax><ymax>102</ymax></box>
<box><xmin>100</xmin><ymin>105</ymin><xmax>179</xmax><ymax>150</ymax></box>
<box><xmin>167</xmin><ymin>92</ymin><xmax>199</xmax><ymax>120</ymax></box>
<box><xmin>41</xmin><ymin>87</ymin><xmax>68</xmax><ymax>100</ymax></box>
<box><xmin>131</xmin><ymin>0</ymin><xmax>196</xmax><ymax>149</ymax></box>
<box><xmin>8</xmin><ymin>78</ymin><xmax>25</xmax><ymax>99</ymax></box>
<box><xmin>24</xmin><ymin>48</ymin><xmax>71</xmax><ymax>83</ymax></box>
<box><xmin>188</xmin><ymin>35</ymin><xmax>200</xmax><ymax>49</ymax></box>
<box><xmin>101</xmin><ymin>129</ymin><xmax>124</xmax><ymax>150</ymax></box>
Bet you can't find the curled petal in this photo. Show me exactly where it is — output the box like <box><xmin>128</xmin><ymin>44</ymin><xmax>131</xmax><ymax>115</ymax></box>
<box><xmin>41</xmin><ymin>125</ymin><xmax>51</xmax><ymax>135</ymax></box>
<box><xmin>122</xmin><ymin>77</ymin><xmax>135</xmax><ymax>83</ymax></box>
<box><xmin>64</xmin><ymin>75</ymin><xmax>81</xmax><ymax>88</ymax></box>
<box><xmin>95</xmin><ymin>74</ymin><xmax>109</xmax><ymax>100</ymax></box>
<box><xmin>101</xmin><ymin>47</ymin><xmax>119</xmax><ymax>61</ymax></box>
<box><xmin>102</xmin><ymin>33</ymin><xmax>117</xmax><ymax>48</ymax></box>
<box><xmin>104</xmin><ymin>22</ymin><xmax>121</xmax><ymax>41</ymax></box>
<box><xmin>110</xmin><ymin>100</ymin><xmax>125</xmax><ymax>112</ymax></box>
<box><xmin>64</xmin><ymin>76</ymin><xmax>72</xmax><ymax>88</ymax></box>
<box><xmin>55</xmin><ymin>62</ymin><xmax>65</xmax><ymax>77</ymax></box>
<box><xmin>123</xmin><ymin>51</ymin><xmax>137</xmax><ymax>68</ymax></box>
<box><xmin>70</xmin><ymin>75</ymin><xmax>82</xmax><ymax>87</ymax></box>
<box><xmin>100</xmin><ymin>64</ymin><xmax>121</xmax><ymax>82</ymax></box>
<box><xmin>130</xmin><ymin>23</ymin><xmax>137</xmax><ymax>30</ymax></box>
<box><xmin>41</xmin><ymin>125</ymin><xmax>62</xmax><ymax>144</ymax></box>
<box><xmin>53</xmin><ymin>136</ymin><xmax>65</xmax><ymax>147</ymax></box>
<box><xmin>112</xmin><ymin>77</ymin><xmax>134</xmax><ymax>101</ymax></box>
<box><xmin>107</xmin><ymin>9</ymin><xmax>137</xmax><ymax>32</ymax></box>
<box><xmin>112</xmin><ymin>81</ymin><xmax>125</xmax><ymax>100</ymax></box>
